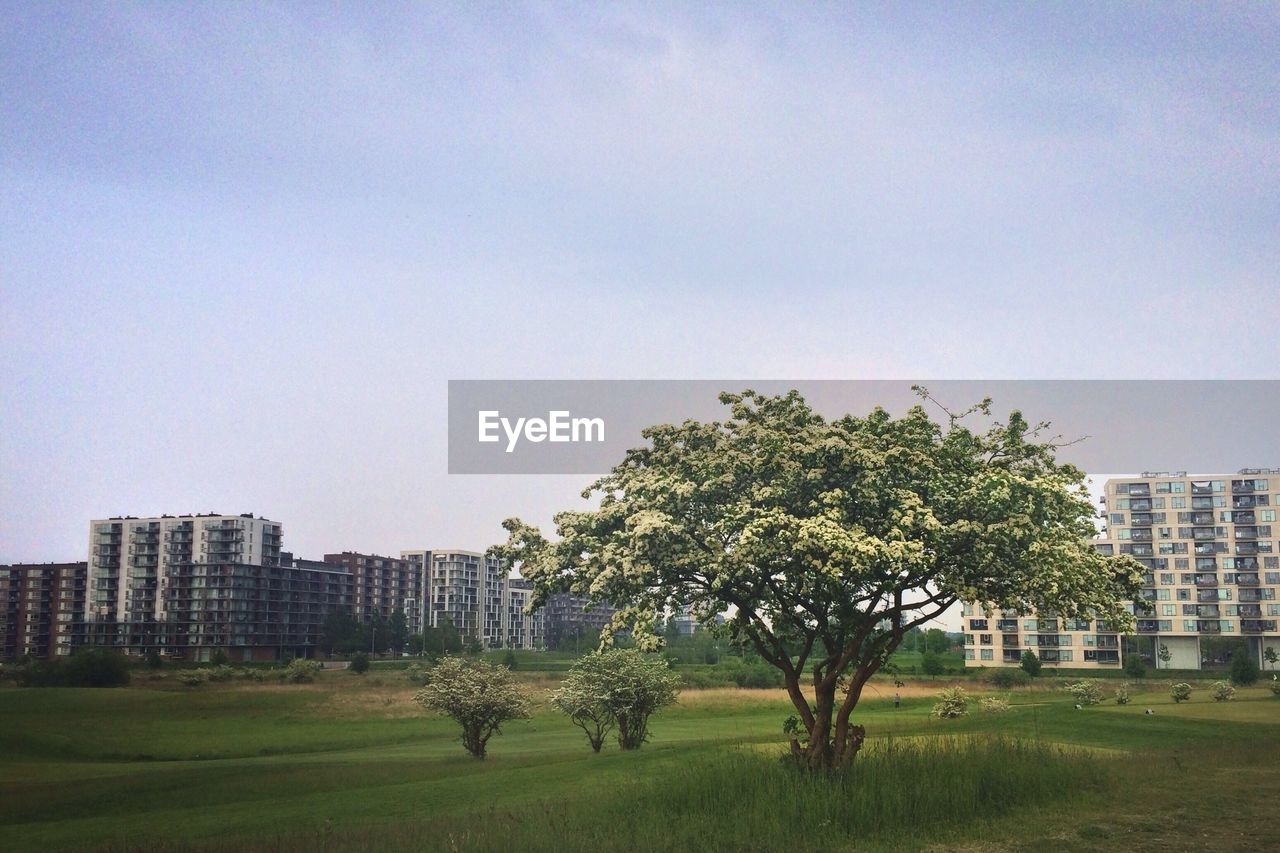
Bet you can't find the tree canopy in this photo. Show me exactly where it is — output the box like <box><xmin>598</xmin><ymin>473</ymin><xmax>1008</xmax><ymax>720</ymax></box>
<box><xmin>492</xmin><ymin>388</ymin><xmax>1142</xmax><ymax>769</ymax></box>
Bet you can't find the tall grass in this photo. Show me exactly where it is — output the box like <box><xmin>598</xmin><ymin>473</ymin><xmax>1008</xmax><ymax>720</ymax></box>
<box><xmin>199</xmin><ymin>735</ymin><xmax>1110</xmax><ymax>852</ymax></box>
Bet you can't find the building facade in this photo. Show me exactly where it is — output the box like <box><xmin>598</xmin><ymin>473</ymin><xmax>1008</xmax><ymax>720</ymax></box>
<box><xmin>964</xmin><ymin>470</ymin><xmax>1280</xmax><ymax>671</ymax></box>
<box><xmin>322</xmin><ymin>552</ymin><xmax>421</xmax><ymax>631</ymax></box>
<box><xmin>0</xmin><ymin>562</ymin><xmax>87</xmax><ymax>660</ymax></box>
<box><xmin>543</xmin><ymin>592</ymin><xmax>616</xmax><ymax>650</ymax></box>
<box><xmin>402</xmin><ymin>549</ymin><xmax>546</xmax><ymax>650</ymax></box>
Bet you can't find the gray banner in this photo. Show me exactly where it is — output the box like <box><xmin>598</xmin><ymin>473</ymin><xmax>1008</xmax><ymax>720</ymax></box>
<box><xmin>448</xmin><ymin>380</ymin><xmax>1279</xmax><ymax>475</ymax></box>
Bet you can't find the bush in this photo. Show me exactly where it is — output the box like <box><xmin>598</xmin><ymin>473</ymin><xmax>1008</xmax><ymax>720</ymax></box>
<box><xmin>1170</xmin><ymin>682</ymin><xmax>1192</xmax><ymax>703</ymax></box>
<box><xmin>1114</xmin><ymin>684</ymin><xmax>1130</xmax><ymax>705</ymax></box>
<box><xmin>1123</xmin><ymin>654</ymin><xmax>1146</xmax><ymax>679</ymax></box>
<box><xmin>178</xmin><ymin>671</ymin><xmax>206</xmax><ymax>687</ymax></box>
<box><xmin>552</xmin><ymin>649</ymin><xmax>681</xmax><ymax>752</ymax></box>
<box><xmin>210</xmin><ymin>649</ymin><xmax>229</xmax><ymax>666</ymax></box>
<box><xmin>1019</xmin><ymin>650</ymin><xmax>1041</xmax><ymax>678</ymax></box>
<box><xmin>415</xmin><ymin>656</ymin><xmax>532</xmax><ymax>758</ymax></box>
<box><xmin>284</xmin><ymin>658</ymin><xmax>321</xmax><ymax>683</ymax></box>
<box><xmin>1230</xmin><ymin>650</ymin><xmax>1259</xmax><ymax>686</ymax></box>
<box><xmin>986</xmin><ymin>669</ymin><xmax>1032</xmax><ymax>689</ymax></box>
<box><xmin>14</xmin><ymin>650</ymin><xmax>131</xmax><ymax>688</ymax></box>
<box><xmin>1211</xmin><ymin>680</ymin><xmax>1235</xmax><ymax>702</ymax></box>
<box><xmin>405</xmin><ymin>663</ymin><xmax>428</xmax><ymax>685</ymax></box>
<box><xmin>349</xmin><ymin>653</ymin><xmax>370</xmax><ymax>674</ymax></box>
<box><xmin>502</xmin><ymin>650</ymin><xmax>518</xmax><ymax>670</ymax></box>
<box><xmin>931</xmin><ymin>687</ymin><xmax>969</xmax><ymax>719</ymax></box>
<box><xmin>146</xmin><ymin>649</ymin><xmax>163</xmax><ymax>669</ymax></box>
<box><xmin>979</xmin><ymin>696</ymin><xmax>1010</xmax><ymax>714</ymax></box>
<box><xmin>205</xmin><ymin>665</ymin><xmax>235</xmax><ymax>683</ymax></box>
<box><xmin>1270</xmin><ymin>675</ymin><xmax>1279</xmax><ymax>697</ymax></box>
<box><xmin>1065</xmin><ymin>681</ymin><xmax>1104</xmax><ymax>706</ymax></box>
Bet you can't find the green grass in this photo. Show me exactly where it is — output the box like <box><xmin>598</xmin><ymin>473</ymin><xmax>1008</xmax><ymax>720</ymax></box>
<box><xmin>1</xmin><ymin>673</ymin><xmax>1277</xmax><ymax>852</ymax></box>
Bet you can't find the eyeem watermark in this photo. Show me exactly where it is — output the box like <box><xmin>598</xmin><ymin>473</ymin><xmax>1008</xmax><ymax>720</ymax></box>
<box><xmin>478</xmin><ymin>410</ymin><xmax>605</xmax><ymax>453</ymax></box>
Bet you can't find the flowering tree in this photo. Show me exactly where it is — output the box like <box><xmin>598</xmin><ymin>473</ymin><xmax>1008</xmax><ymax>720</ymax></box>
<box><xmin>413</xmin><ymin>657</ymin><xmax>530</xmax><ymax>758</ymax></box>
<box><xmin>552</xmin><ymin>649</ymin><xmax>680</xmax><ymax>752</ymax></box>
<box><xmin>491</xmin><ymin>389</ymin><xmax>1141</xmax><ymax>770</ymax></box>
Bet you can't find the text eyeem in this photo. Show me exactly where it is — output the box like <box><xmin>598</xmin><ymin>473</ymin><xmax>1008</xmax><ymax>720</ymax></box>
<box><xmin>477</xmin><ymin>410</ymin><xmax>605</xmax><ymax>453</ymax></box>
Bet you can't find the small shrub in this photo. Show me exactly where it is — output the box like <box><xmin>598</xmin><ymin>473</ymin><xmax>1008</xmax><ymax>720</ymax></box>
<box><xmin>1170</xmin><ymin>682</ymin><xmax>1192</xmax><ymax>703</ymax></box>
<box><xmin>931</xmin><ymin>687</ymin><xmax>969</xmax><ymax>719</ymax></box>
<box><xmin>920</xmin><ymin>651</ymin><xmax>944</xmax><ymax>676</ymax></box>
<box><xmin>1211</xmin><ymin>680</ymin><xmax>1235</xmax><ymax>702</ymax></box>
<box><xmin>1019</xmin><ymin>650</ymin><xmax>1041</xmax><ymax>678</ymax></box>
<box><xmin>979</xmin><ymin>696</ymin><xmax>1010</xmax><ymax>714</ymax></box>
<box><xmin>14</xmin><ymin>650</ymin><xmax>131</xmax><ymax>688</ymax></box>
<box><xmin>206</xmin><ymin>665</ymin><xmax>235</xmax><ymax>682</ymax></box>
<box><xmin>1230</xmin><ymin>650</ymin><xmax>1259</xmax><ymax>686</ymax></box>
<box><xmin>405</xmin><ymin>663</ymin><xmax>427</xmax><ymax>685</ymax></box>
<box><xmin>986</xmin><ymin>669</ymin><xmax>1032</xmax><ymax>689</ymax></box>
<box><xmin>1114</xmin><ymin>684</ymin><xmax>1130</xmax><ymax>705</ymax></box>
<box><xmin>502</xmin><ymin>650</ymin><xmax>518</xmax><ymax>670</ymax></box>
<box><xmin>1123</xmin><ymin>654</ymin><xmax>1146</xmax><ymax>679</ymax></box>
<box><xmin>349</xmin><ymin>653</ymin><xmax>370</xmax><ymax>674</ymax></box>
<box><xmin>285</xmin><ymin>658</ymin><xmax>321</xmax><ymax>683</ymax></box>
<box><xmin>210</xmin><ymin>650</ymin><xmax>229</xmax><ymax>666</ymax></box>
<box><xmin>1065</xmin><ymin>681</ymin><xmax>1104</xmax><ymax>706</ymax></box>
<box><xmin>1270</xmin><ymin>675</ymin><xmax>1279</xmax><ymax>697</ymax></box>
<box><xmin>178</xmin><ymin>671</ymin><xmax>206</xmax><ymax>687</ymax></box>
<box><xmin>146</xmin><ymin>649</ymin><xmax>163</xmax><ymax>669</ymax></box>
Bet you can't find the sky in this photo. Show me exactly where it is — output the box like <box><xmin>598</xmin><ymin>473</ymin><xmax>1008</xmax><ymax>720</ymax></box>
<box><xmin>2</xmin><ymin>4</ymin><xmax>1278</xmax><ymax>628</ymax></box>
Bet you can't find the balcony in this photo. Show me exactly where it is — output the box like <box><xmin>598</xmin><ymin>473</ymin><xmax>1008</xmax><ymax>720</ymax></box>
<box><xmin>1235</xmin><ymin>542</ymin><xmax>1263</xmax><ymax>556</ymax></box>
<box><xmin>1242</xmin><ymin>620</ymin><xmax>1278</xmax><ymax>634</ymax></box>
<box><xmin>996</xmin><ymin>619</ymin><xmax>1018</xmax><ymax>632</ymax></box>
<box><xmin>1239</xmin><ymin>590</ymin><xmax>1265</xmax><ymax>603</ymax></box>
<box><xmin>1195</xmin><ymin>574</ymin><xmax>1219</xmax><ymax>587</ymax></box>
<box><xmin>1129</xmin><ymin>498</ymin><xmax>1153</xmax><ymax>511</ymax></box>
<box><xmin>1127</xmin><ymin>484</ymin><xmax>1152</xmax><ymax>497</ymax></box>
<box><xmin>1237</xmin><ymin>605</ymin><xmax>1263</xmax><ymax>618</ymax></box>
<box><xmin>1235</xmin><ymin>573</ymin><xmax>1261</xmax><ymax>587</ymax></box>
<box><xmin>1002</xmin><ymin>634</ymin><xmax>1020</xmax><ymax>648</ymax></box>
<box><xmin>1232</xmin><ymin>511</ymin><xmax>1257</xmax><ymax>524</ymax></box>
<box><xmin>1130</xmin><ymin>529</ymin><xmax>1154</xmax><ymax>542</ymax></box>
<box><xmin>1233</xmin><ymin>495</ymin><xmax>1269</xmax><ymax>509</ymax></box>
<box><xmin>1196</xmin><ymin>621</ymin><xmax>1222</xmax><ymax>634</ymax></box>
<box><xmin>1136</xmin><ymin>620</ymin><xmax>1161</xmax><ymax>633</ymax></box>
<box><xmin>1093</xmin><ymin>636</ymin><xmax>1120</xmax><ymax>649</ymax></box>
<box><xmin>1002</xmin><ymin>650</ymin><xmax>1023</xmax><ymax>663</ymax></box>
<box><xmin>1130</xmin><ymin>513</ymin><xmax>1154</xmax><ymax>526</ymax></box>
<box><xmin>1232</xmin><ymin>480</ymin><xmax>1260</xmax><ymax>494</ymax></box>
<box><xmin>1195</xmin><ymin>606</ymin><xmax>1221</xmax><ymax>618</ymax></box>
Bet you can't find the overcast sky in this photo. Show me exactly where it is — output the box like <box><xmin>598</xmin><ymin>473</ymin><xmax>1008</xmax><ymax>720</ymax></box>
<box><xmin>2</xmin><ymin>5</ymin><xmax>1277</xmax><ymax>628</ymax></box>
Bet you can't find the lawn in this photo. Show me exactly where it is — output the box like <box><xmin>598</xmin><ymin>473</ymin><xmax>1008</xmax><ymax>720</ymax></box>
<box><xmin>0</xmin><ymin>671</ymin><xmax>1276</xmax><ymax>851</ymax></box>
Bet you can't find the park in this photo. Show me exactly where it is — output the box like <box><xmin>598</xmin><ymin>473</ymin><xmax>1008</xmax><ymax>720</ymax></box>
<box><xmin>2</xmin><ymin>651</ymin><xmax>1278</xmax><ymax>852</ymax></box>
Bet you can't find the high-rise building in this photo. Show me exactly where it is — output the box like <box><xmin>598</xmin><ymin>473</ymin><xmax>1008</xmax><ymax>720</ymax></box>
<box><xmin>322</xmin><ymin>552</ymin><xmax>421</xmax><ymax>630</ymax></box>
<box><xmin>543</xmin><ymin>592</ymin><xmax>615</xmax><ymax>650</ymax></box>
<box><xmin>419</xmin><ymin>550</ymin><xmax>505</xmax><ymax>647</ymax></box>
<box><xmin>0</xmin><ymin>562</ymin><xmax>87</xmax><ymax>660</ymax></box>
<box><xmin>84</xmin><ymin>513</ymin><xmax>357</xmax><ymax>660</ymax></box>
<box><xmin>964</xmin><ymin>470</ymin><xmax>1280</xmax><ymax>671</ymax></box>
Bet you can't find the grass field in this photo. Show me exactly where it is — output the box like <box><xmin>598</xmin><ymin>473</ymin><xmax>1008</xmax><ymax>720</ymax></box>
<box><xmin>1</xmin><ymin>671</ymin><xmax>1277</xmax><ymax>852</ymax></box>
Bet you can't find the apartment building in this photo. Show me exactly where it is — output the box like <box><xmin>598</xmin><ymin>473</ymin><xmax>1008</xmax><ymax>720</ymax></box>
<box><xmin>322</xmin><ymin>551</ymin><xmax>421</xmax><ymax>630</ymax></box>
<box><xmin>543</xmin><ymin>592</ymin><xmax>616</xmax><ymax>650</ymax></box>
<box><xmin>84</xmin><ymin>514</ymin><xmax>358</xmax><ymax>660</ymax></box>
<box><xmin>504</xmin><ymin>578</ymin><xmax>545</xmax><ymax>650</ymax></box>
<box><xmin>402</xmin><ymin>550</ymin><xmax>545</xmax><ymax>649</ymax></box>
<box><xmin>0</xmin><ymin>562</ymin><xmax>87</xmax><ymax>660</ymax></box>
<box><xmin>964</xmin><ymin>470</ymin><xmax>1280</xmax><ymax>671</ymax></box>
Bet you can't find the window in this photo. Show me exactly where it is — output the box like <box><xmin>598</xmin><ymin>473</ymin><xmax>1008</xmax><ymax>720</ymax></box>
<box><xmin>1172</xmin><ymin>497</ymin><xmax>1186</xmax><ymax>508</ymax></box>
<box><xmin>1261</xmin><ymin>510</ymin><xmax>1277</xmax><ymax>523</ymax></box>
<box><xmin>964</xmin><ymin>649</ymin><xmax>975</xmax><ymax>660</ymax></box>
<box><xmin>1024</xmin><ymin>620</ymin><xmax>1037</xmax><ymax>631</ymax></box>
<box><xmin>1110</xmin><ymin>513</ymin><xmax>1125</xmax><ymax>524</ymax></box>
<box><xmin>1115</xmin><ymin>498</ymin><xmax>1130</xmax><ymax>509</ymax></box>
<box><xmin>980</xmin><ymin>649</ymin><xmax>993</xmax><ymax>661</ymax></box>
<box><xmin>1162</xmin><ymin>605</ymin><xmax>1176</xmax><ymax>616</ymax></box>
<box><xmin>1153</xmin><ymin>498</ymin><xmax>1166</xmax><ymax>509</ymax></box>
<box><xmin>980</xmin><ymin>634</ymin><xmax>993</xmax><ymax>646</ymax></box>
<box><xmin>964</xmin><ymin>634</ymin><xmax>974</xmax><ymax>645</ymax></box>
<box><xmin>1159</xmin><ymin>527</ymin><xmax>1172</xmax><ymax>539</ymax></box>
<box><xmin>1058</xmin><ymin>650</ymin><xmax>1073</xmax><ymax>662</ymax></box>
<box><xmin>1157</xmin><ymin>589</ymin><xmax>1170</xmax><ymax>600</ymax></box>
<box><xmin>1117</xmin><ymin>528</ymin><xmax>1131</xmax><ymax>540</ymax></box>
<box><xmin>1177</xmin><ymin>589</ymin><xmax>1191</xmax><ymax>601</ymax></box>
<box><xmin>1160</xmin><ymin>572</ymin><xmax>1174</xmax><ymax>584</ymax></box>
